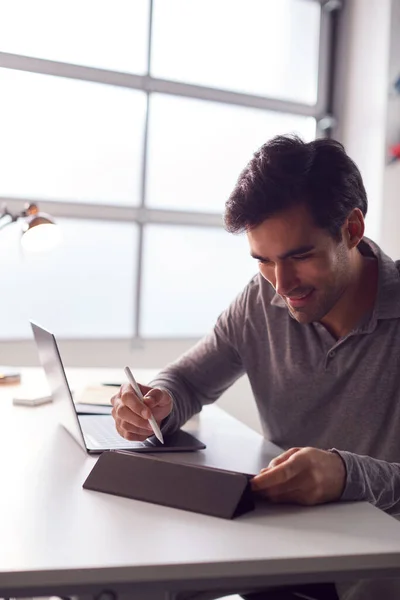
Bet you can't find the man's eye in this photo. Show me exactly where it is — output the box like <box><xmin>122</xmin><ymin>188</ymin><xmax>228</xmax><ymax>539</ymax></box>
<box><xmin>293</xmin><ymin>254</ymin><xmax>312</xmax><ymax>261</ymax></box>
<box><xmin>258</xmin><ymin>259</ymin><xmax>272</xmax><ymax>265</ymax></box>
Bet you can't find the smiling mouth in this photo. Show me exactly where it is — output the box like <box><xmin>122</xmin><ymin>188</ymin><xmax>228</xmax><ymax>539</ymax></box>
<box><xmin>285</xmin><ymin>289</ymin><xmax>315</xmax><ymax>308</ymax></box>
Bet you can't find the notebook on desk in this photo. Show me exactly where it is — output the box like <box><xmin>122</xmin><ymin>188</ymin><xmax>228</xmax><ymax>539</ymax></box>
<box><xmin>74</xmin><ymin>384</ymin><xmax>118</xmax><ymax>415</ymax></box>
<box><xmin>30</xmin><ymin>321</ymin><xmax>206</xmax><ymax>455</ymax></box>
<box><xmin>76</xmin><ymin>384</ymin><xmax>119</xmax><ymax>406</ymax></box>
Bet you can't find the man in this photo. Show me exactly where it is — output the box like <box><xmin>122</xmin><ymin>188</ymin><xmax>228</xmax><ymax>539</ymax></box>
<box><xmin>111</xmin><ymin>135</ymin><xmax>400</xmax><ymax>600</ymax></box>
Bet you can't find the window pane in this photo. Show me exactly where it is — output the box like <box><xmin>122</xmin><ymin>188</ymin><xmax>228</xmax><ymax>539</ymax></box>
<box><xmin>151</xmin><ymin>0</ymin><xmax>320</xmax><ymax>105</ymax></box>
<box><xmin>146</xmin><ymin>94</ymin><xmax>315</xmax><ymax>213</ymax></box>
<box><xmin>0</xmin><ymin>68</ymin><xmax>146</xmax><ymax>205</ymax></box>
<box><xmin>0</xmin><ymin>219</ymin><xmax>138</xmax><ymax>339</ymax></box>
<box><xmin>140</xmin><ymin>225</ymin><xmax>257</xmax><ymax>337</ymax></box>
<box><xmin>0</xmin><ymin>0</ymin><xmax>149</xmax><ymax>74</ymax></box>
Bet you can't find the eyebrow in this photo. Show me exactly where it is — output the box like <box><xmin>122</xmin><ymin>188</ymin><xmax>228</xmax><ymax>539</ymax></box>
<box><xmin>250</xmin><ymin>245</ymin><xmax>315</xmax><ymax>262</ymax></box>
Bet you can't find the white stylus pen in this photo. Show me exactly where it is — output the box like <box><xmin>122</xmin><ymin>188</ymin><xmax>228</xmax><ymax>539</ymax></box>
<box><xmin>124</xmin><ymin>366</ymin><xmax>164</xmax><ymax>444</ymax></box>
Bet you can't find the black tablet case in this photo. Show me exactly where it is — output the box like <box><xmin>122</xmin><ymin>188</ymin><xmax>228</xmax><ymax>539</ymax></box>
<box><xmin>83</xmin><ymin>450</ymin><xmax>254</xmax><ymax>519</ymax></box>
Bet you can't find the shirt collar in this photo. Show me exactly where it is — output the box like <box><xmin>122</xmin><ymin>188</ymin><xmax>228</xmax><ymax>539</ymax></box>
<box><xmin>364</xmin><ymin>237</ymin><xmax>400</xmax><ymax>320</ymax></box>
<box><xmin>269</xmin><ymin>237</ymin><xmax>400</xmax><ymax>320</ymax></box>
<box><xmin>270</xmin><ymin>290</ymin><xmax>286</xmax><ymax>308</ymax></box>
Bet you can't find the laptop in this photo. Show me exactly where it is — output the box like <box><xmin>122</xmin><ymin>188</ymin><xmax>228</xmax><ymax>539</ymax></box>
<box><xmin>30</xmin><ymin>321</ymin><xmax>206</xmax><ymax>454</ymax></box>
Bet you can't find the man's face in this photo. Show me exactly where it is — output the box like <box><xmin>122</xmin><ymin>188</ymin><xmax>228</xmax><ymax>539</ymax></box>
<box><xmin>246</xmin><ymin>204</ymin><xmax>352</xmax><ymax>324</ymax></box>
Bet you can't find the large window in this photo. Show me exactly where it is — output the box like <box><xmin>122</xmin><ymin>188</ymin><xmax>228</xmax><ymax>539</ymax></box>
<box><xmin>0</xmin><ymin>0</ymin><xmax>335</xmax><ymax>341</ymax></box>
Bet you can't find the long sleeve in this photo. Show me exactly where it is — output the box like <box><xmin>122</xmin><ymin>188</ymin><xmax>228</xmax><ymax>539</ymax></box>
<box><xmin>332</xmin><ymin>449</ymin><xmax>400</xmax><ymax>517</ymax></box>
<box><xmin>148</xmin><ymin>289</ymin><xmax>249</xmax><ymax>435</ymax></box>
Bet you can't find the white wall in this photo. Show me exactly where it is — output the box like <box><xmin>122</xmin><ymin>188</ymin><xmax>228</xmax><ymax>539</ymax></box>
<box><xmin>381</xmin><ymin>161</ymin><xmax>400</xmax><ymax>259</ymax></box>
<box><xmin>380</xmin><ymin>0</ymin><xmax>400</xmax><ymax>259</ymax></box>
<box><xmin>335</xmin><ymin>0</ymin><xmax>391</xmax><ymax>244</ymax></box>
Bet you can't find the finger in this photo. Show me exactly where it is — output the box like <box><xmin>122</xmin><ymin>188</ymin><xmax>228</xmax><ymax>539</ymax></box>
<box><xmin>138</xmin><ymin>382</ymin><xmax>153</xmax><ymax>396</ymax></box>
<box><xmin>110</xmin><ymin>387</ymin><xmax>122</xmax><ymax>407</ymax></box>
<box><xmin>257</xmin><ymin>448</ymin><xmax>302</xmax><ymax>476</ymax></box>
<box><xmin>116</xmin><ymin>419</ymin><xmax>153</xmax><ymax>438</ymax></box>
<box><xmin>268</xmin><ymin>447</ymin><xmax>301</xmax><ymax>469</ymax></box>
<box><xmin>113</xmin><ymin>405</ymin><xmax>153</xmax><ymax>431</ymax></box>
<box><xmin>251</xmin><ymin>456</ymin><xmax>303</xmax><ymax>491</ymax></box>
<box><xmin>141</xmin><ymin>391</ymin><xmax>172</xmax><ymax>422</ymax></box>
<box><xmin>112</xmin><ymin>398</ymin><xmax>153</xmax><ymax>431</ymax></box>
<box><xmin>252</xmin><ymin>472</ymin><xmax>304</xmax><ymax>499</ymax></box>
<box><xmin>117</xmin><ymin>429</ymin><xmax>150</xmax><ymax>443</ymax></box>
<box><xmin>120</xmin><ymin>384</ymin><xmax>152</xmax><ymax>419</ymax></box>
<box><xmin>142</xmin><ymin>389</ymin><xmax>172</xmax><ymax>409</ymax></box>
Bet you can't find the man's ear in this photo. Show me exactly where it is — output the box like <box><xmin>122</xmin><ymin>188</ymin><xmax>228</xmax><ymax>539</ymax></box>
<box><xmin>343</xmin><ymin>208</ymin><xmax>365</xmax><ymax>249</ymax></box>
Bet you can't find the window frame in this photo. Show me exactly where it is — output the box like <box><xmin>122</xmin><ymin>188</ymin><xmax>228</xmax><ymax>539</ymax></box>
<box><xmin>0</xmin><ymin>0</ymin><xmax>339</xmax><ymax>346</ymax></box>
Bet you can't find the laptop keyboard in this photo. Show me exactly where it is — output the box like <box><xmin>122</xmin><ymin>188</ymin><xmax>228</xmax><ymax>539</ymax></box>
<box><xmin>79</xmin><ymin>415</ymin><xmax>149</xmax><ymax>450</ymax></box>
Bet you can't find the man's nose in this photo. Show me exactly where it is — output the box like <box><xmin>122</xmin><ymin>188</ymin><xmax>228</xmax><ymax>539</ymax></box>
<box><xmin>274</xmin><ymin>262</ymin><xmax>298</xmax><ymax>297</ymax></box>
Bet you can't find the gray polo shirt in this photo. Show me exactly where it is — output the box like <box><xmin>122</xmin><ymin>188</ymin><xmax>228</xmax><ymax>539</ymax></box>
<box><xmin>151</xmin><ymin>237</ymin><xmax>400</xmax><ymax>517</ymax></box>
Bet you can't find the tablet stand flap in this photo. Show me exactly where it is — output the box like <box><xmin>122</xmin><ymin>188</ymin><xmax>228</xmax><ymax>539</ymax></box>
<box><xmin>83</xmin><ymin>450</ymin><xmax>255</xmax><ymax>519</ymax></box>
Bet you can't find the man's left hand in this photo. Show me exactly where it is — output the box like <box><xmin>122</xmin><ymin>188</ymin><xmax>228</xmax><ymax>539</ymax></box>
<box><xmin>250</xmin><ymin>447</ymin><xmax>346</xmax><ymax>505</ymax></box>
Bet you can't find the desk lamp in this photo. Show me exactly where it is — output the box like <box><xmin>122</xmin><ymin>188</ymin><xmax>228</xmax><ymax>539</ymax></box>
<box><xmin>0</xmin><ymin>201</ymin><xmax>60</xmax><ymax>383</ymax></box>
<box><xmin>0</xmin><ymin>202</ymin><xmax>60</xmax><ymax>253</ymax></box>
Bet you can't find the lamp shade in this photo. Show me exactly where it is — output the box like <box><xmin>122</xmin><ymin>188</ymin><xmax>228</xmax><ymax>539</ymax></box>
<box><xmin>21</xmin><ymin>210</ymin><xmax>61</xmax><ymax>253</ymax></box>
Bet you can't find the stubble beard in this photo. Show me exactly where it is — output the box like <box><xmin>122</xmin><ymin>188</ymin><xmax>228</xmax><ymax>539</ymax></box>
<box><xmin>287</xmin><ymin>247</ymin><xmax>351</xmax><ymax>325</ymax></box>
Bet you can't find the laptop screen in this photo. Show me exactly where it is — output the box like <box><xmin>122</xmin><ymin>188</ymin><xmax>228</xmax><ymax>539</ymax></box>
<box><xmin>30</xmin><ymin>320</ymin><xmax>87</xmax><ymax>452</ymax></box>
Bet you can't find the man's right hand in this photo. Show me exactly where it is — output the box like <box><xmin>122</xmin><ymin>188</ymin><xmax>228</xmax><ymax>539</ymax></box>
<box><xmin>111</xmin><ymin>383</ymin><xmax>173</xmax><ymax>441</ymax></box>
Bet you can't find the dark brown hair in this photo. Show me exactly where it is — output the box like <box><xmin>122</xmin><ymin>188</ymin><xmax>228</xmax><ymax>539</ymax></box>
<box><xmin>224</xmin><ymin>135</ymin><xmax>367</xmax><ymax>239</ymax></box>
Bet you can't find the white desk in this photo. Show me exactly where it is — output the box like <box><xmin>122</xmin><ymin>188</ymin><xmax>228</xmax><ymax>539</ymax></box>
<box><xmin>1</xmin><ymin>367</ymin><xmax>400</xmax><ymax>600</ymax></box>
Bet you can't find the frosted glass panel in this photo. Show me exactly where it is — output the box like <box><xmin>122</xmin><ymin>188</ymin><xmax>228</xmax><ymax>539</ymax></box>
<box><xmin>146</xmin><ymin>94</ymin><xmax>316</xmax><ymax>213</ymax></box>
<box><xmin>152</xmin><ymin>0</ymin><xmax>320</xmax><ymax>105</ymax></box>
<box><xmin>0</xmin><ymin>219</ymin><xmax>138</xmax><ymax>339</ymax></box>
<box><xmin>0</xmin><ymin>0</ymin><xmax>149</xmax><ymax>74</ymax></box>
<box><xmin>141</xmin><ymin>225</ymin><xmax>257</xmax><ymax>337</ymax></box>
<box><xmin>0</xmin><ymin>68</ymin><xmax>146</xmax><ymax>205</ymax></box>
